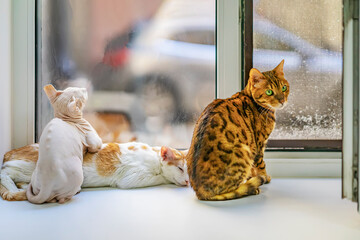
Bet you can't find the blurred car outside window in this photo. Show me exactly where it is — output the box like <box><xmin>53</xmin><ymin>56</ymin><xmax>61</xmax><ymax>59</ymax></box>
<box><xmin>37</xmin><ymin>0</ymin><xmax>216</xmax><ymax>149</ymax></box>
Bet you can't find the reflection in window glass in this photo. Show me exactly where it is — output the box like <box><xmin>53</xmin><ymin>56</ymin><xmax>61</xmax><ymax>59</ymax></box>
<box><xmin>253</xmin><ymin>0</ymin><xmax>343</xmax><ymax>140</ymax></box>
<box><xmin>37</xmin><ymin>0</ymin><xmax>215</xmax><ymax>148</ymax></box>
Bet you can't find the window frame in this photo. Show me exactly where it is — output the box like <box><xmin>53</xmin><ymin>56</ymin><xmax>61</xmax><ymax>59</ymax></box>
<box><xmin>12</xmin><ymin>0</ymin><xmax>36</xmax><ymax>148</ymax></box>
<box><xmin>216</xmin><ymin>0</ymin><xmax>341</xmax><ymax>176</ymax></box>
<box><xmin>8</xmin><ymin>0</ymin><xmax>342</xmax><ymax>177</ymax></box>
<box><xmin>244</xmin><ymin>0</ymin><xmax>342</xmax><ymax>151</ymax></box>
<box><xmin>0</xmin><ymin>0</ymin><xmax>12</xmax><ymax>160</ymax></box>
<box><xmin>216</xmin><ymin>0</ymin><xmax>242</xmax><ymax>99</ymax></box>
<box><xmin>342</xmin><ymin>0</ymin><xmax>359</xmax><ymax>204</ymax></box>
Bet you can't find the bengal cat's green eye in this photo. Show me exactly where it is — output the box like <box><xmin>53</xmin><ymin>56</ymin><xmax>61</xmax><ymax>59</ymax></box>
<box><xmin>282</xmin><ymin>85</ymin><xmax>287</xmax><ymax>92</ymax></box>
<box><xmin>265</xmin><ymin>90</ymin><xmax>273</xmax><ymax>96</ymax></box>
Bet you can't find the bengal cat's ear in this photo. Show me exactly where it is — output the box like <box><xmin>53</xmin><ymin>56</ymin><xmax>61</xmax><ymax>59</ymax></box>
<box><xmin>43</xmin><ymin>84</ymin><xmax>63</xmax><ymax>101</ymax></box>
<box><xmin>161</xmin><ymin>146</ymin><xmax>175</xmax><ymax>162</ymax></box>
<box><xmin>273</xmin><ymin>59</ymin><xmax>285</xmax><ymax>77</ymax></box>
<box><xmin>249</xmin><ymin>68</ymin><xmax>266</xmax><ymax>86</ymax></box>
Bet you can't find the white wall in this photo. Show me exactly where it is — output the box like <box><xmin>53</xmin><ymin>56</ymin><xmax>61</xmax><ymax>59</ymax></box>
<box><xmin>0</xmin><ymin>0</ymin><xmax>12</xmax><ymax>165</ymax></box>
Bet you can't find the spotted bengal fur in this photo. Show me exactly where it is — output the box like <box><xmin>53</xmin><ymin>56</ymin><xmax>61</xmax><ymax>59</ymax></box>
<box><xmin>187</xmin><ymin>60</ymin><xmax>289</xmax><ymax>201</ymax></box>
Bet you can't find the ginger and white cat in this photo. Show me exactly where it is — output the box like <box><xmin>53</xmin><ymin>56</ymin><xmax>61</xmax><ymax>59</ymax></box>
<box><xmin>0</xmin><ymin>142</ymin><xmax>189</xmax><ymax>201</ymax></box>
<box><xmin>26</xmin><ymin>85</ymin><xmax>102</xmax><ymax>204</ymax></box>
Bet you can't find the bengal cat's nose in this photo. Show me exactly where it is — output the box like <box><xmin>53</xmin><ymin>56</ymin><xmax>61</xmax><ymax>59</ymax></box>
<box><xmin>276</xmin><ymin>95</ymin><xmax>285</xmax><ymax>104</ymax></box>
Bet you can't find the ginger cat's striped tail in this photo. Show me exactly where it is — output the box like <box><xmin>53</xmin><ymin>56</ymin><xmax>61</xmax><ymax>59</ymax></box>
<box><xmin>1</xmin><ymin>144</ymin><xmax>38</xmax><ymax>201</ymax></box>
<box><xmin>0</xmin><ymin>185</ymin><xmax>27</xmax><ymax>201</ymax></box>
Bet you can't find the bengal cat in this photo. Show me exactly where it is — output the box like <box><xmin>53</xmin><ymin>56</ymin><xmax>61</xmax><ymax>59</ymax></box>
<box><xmin>187</xmin><ymin>60</ymin><xmax>289</xmax><ymax>201</ymax></box>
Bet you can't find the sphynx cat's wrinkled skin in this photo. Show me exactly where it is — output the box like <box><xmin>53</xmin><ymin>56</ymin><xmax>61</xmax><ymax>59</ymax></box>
<box><xmin>26</xmin><ymin>85</ymin><xmax>102</xmax><ymax>204</ymax></box>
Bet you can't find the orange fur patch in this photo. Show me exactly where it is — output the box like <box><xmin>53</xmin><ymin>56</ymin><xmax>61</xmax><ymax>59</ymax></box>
<box><xmin>83</xmin><ymin>152</ymin><xmax>95</xmax><ymax>165</ymax></box>
<box><xmin>141</xmin><ymin>145</ymin><xmax>148</xmax><ymax>150</ymax></box>
<box><xmin>16</xmin><ymin>182</ymin><xmax>27</xmax><ymax>189</ymax></box>
<box><xmin>163</xmin><ymin>148</ymin><xmax>186</xmax><ymax>166</ymax></box>
<box><xmin>152</xmin><ymin>147</ymin><xmax>160</xmax><ymax>154</ymax></box>
<box><xmin>83</xmin><ymin>112</ymin><xmax>132</xmax><ymax>143</ymax></box>
<box><xmin>128</xmin><ymin>146</ymin><xmax>136</xmax><ymax>151</ymax></box>
<box><xmin>168</xmin><ymin>147</ymin><xmax>185</xmax><ymax>160</ymax></box>
<box><xmin>3</xmin><ymin>145</ymin><xmax>39</xmax><ymax>163</ymax></box>
<box><xmin>0</xmin><ymin>185</ymin><xmax>27</xmax><ymax>201</ymax></box>
<box><xmin>173</xmin><ymin>151</ymin><xmax>183</xmax><ymax>160</ymax></box>
<box><xmin>96</xmin><ymin>143</ymin><xmax>121</xmax><ymax>176</ymax></box>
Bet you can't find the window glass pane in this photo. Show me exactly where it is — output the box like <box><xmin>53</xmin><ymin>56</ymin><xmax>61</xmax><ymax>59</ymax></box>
<box><xmin>253</xmin><ymin>0</ymin><xmax>343</xmax><ymax>140</ymax></box>
<box><xmin>37</xmin><ymin>0</ymin><xmax>215</xmax><ymax>148</ymax></box>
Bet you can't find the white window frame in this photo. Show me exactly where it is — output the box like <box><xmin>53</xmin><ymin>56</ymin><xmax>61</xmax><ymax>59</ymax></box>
<box><xmin>12</xmin><ymin>0</ymin><xmax>36</xmax><ymax>149</ymax></box>
<box><xmin>0</xmin><ymin>0</ymin><xmax>13</xmax><ymax>161</ymax></box>
<box><xmin>0</xmin><ymin>0</ymin><xmax>35</xmax><ymax>163</ymax></box>
<box><xmin>342</xmin><ymin>0</ymin><xmax>359</xmax><ymax>204</ymax></box>
<box><xmin>5</xmin><ymin>0</ymin><xmax>341</xmax><ymax>177</ymax></box>
<box><xmin>216</xmin><ymin>0</ymin><xmax>341</xmax><ymax>177</ymax></box>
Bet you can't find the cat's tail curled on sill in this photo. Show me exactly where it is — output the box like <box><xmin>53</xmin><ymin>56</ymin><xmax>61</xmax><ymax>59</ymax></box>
<box><xmin>0</xmin><ymin>184</ymin><xmax>27</xmax><ymax>201</ymax></box>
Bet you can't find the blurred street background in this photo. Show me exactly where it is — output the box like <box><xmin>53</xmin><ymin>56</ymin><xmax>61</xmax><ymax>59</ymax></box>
<box><xmin>37</xmin><ymin>0</ymin><xmax>342</xmax><ymax>148</ymax></box>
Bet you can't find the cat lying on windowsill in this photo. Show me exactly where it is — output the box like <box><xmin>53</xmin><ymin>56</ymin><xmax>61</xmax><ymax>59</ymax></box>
<box><xmin>0</xmin><ymin>142</ymin><xmax>189</xmax><ymax>202</ymax></box>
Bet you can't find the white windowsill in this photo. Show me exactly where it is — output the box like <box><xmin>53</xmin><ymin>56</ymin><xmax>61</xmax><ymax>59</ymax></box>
<box><xmin>0</xmin><ymin>179</ymin><xmax>358</xmax><ymax>240</ymax></box>
<box><xmin>264</xmin><ymin>151</ymin><xmax>341</xmax><ymax>177</ymax></box>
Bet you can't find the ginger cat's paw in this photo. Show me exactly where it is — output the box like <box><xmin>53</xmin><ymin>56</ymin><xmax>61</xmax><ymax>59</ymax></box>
<box><xmin>86</xmin><ymin>134</ymin><xmax>102</xmax><ymax>153</ymax></box>
<box><xmin>16</xmin><ymin>182</ymin><xmax>29</xmax><ymax>190</ymax></box>
<box><xmin>87</xmin><ymin>144</ymin><xmax>102</xmax><ymax>153</ymax></box>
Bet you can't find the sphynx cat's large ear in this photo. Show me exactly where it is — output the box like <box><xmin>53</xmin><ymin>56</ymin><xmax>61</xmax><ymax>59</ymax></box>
<box><xmin>43</xmin><ymin>84</ymin><xmax>63</xmax><ymax>101</ymax></box>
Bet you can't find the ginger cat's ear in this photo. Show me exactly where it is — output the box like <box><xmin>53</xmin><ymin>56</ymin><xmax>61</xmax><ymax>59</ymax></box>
<box><xmin>273</xmin><ymin>59</ymin><xmax>285</xmax><ymax>77</ymax></box>
<box><xmin>161</xmin><ymin>146</ymin><xmax>175</xmax><ymax>162</ymax></box>
<box><xmin>181</xmin><ymin>149</ymin><xmax>189</xmax><ymax>156</ymax></box>
<box><xmin>249</xmin><ymin>68</ymin><xmax>266</xmax><ymax>86</ymax></box>
<box><xmin>43</xmin><ymin>84</ymin><xmax>62</xmax><ymax>101</ymax></box>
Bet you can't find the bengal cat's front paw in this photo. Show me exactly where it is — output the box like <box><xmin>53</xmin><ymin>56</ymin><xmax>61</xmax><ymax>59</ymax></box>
<box><xmin>265</xmin><ymin>175</ymin><xmax>271</xmax><ymax>184</ymax></box>
<box><xmin>249</xmin><ymin>187</ymin><xmax>261</xmax><ymax>196</ymax></box>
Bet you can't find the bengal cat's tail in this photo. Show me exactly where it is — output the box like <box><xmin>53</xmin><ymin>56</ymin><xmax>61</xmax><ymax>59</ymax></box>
<box><xmin>0</xmin><ymin>184</ymin><xmax>27</xmax><ymax>201</ymax></box>
<box><xmin>206</xmin><ymin>175</ymin><xmax>266</xmax><ymax>201</ymax></box>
